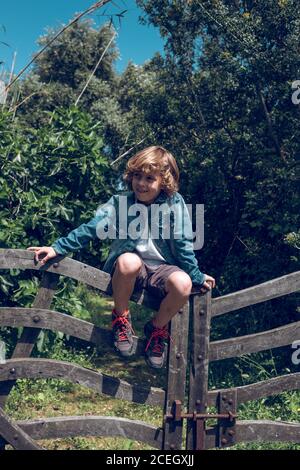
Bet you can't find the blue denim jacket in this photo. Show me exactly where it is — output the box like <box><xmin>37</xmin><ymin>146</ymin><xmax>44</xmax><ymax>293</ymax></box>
<box><xmin>52</xmin><ymin>190</ymin><xmax>205</xmax><ymax>286</ymax></box>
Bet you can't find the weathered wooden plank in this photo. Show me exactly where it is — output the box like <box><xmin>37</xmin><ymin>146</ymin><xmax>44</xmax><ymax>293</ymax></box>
<box><xmin>0</xmin><ymin>249</ymin><xmax>161</xmax><ymax>311</ymax></box>
<box><xmin>212</xmin><ymin>271</ymin><xmax>300</xmax><ymax>317</ymax></box>
<box><xmin>234</xmin><ymin>420</ymin><xmax>300</xmax><ymax>444</ymax></box>
<box><xmin>2</xmin><ymin>251</ymin><xmax>299</xmax><ymax>316</ymax></box>
<box><xmin>0</xmin><ymin>272</ymin><xmax>59</xmax><ymax>409</ymax></box>
<box><xmin>163</xmin><ymin>302</ymin><xmax>190</xmax><ymax>450</ymax></box>
<box><xmin>16</xmin><ymin>416</ymin><xmax>163</xmax><ymax>449</ymax></box>
<box><xmin>0</xmin><ymin>407</ymin><xmax>42</xmax><ymax>450</ymax></box>
<box><xmin>0</xmin><ymin>249</ymin><xmax>110</xmax><ymax>292</ymax></box>
<box><xmin>207</xmin><ymin>373</ymin><xmax>300</xmax><ymax>407</ymax></box>
<box><xmin>0</xmin><ymin>358</ymin><xmax>165</xmax><ymax>406</ymax></box>
<box><xmin>187</xmin><ymin>291</ymin><xmax>212</xmax><ymax>450</ymax></box>
<box><xmin>0</xmin><ymin>307</ymin><xmax>146</xmax><ymax>356</ymax></box>
<box><xmin>204</xmin><ymin>420</ymin><xmax>300</xmax><ymax>448</ymax></box>
<box><xmin>210</xmin><ymin>320</ymin><xmax>300</xmax><ymax>361</ymax></box>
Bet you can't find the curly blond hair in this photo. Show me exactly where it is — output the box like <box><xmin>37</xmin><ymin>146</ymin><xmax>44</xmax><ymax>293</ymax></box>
<box><xmin>123</xmin><ymin>146</ymin><xmax>179</xmax><ymax>196</ymax></box>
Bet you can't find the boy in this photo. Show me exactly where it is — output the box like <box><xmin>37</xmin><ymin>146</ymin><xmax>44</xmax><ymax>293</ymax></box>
<box><xmin>28</xmin><ymin>146</ymin><xmax>215</xmax><ymax>368</ymax></box>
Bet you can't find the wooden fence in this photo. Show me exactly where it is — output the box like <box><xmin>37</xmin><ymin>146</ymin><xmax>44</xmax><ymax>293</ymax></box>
<box><xmin>0</xmin><ymin>248</ymin><xmax>299</xmax><ymax>450</ymax></box>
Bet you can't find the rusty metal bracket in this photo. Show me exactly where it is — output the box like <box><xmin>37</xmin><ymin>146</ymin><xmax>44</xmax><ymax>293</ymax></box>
<box><xmin>218</xmin><ymin>390</ymin><xmax>237</xmax><ymax>448</ymax></box>
<box><xmin>164</xmin><ymin>400</ymin><xmax>238</xmax><ymax>450</ymax></box>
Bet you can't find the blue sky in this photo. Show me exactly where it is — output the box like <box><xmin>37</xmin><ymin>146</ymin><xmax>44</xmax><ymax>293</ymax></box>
<box><xmin>0</xmin><ymin>0</ymin><xmax>165</xmax><ymax>76</ymax></box>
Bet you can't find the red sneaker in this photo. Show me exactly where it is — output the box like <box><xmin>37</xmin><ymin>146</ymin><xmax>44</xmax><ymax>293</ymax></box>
<box><xmin>144</xmin><ymin>321</ymin><xmax>170</xmax><ymax>369</ymax></box>
<box><xmin>112</xmin><ymin>309</ymin><xmax>135</xmax><ymax>357</ymax></box>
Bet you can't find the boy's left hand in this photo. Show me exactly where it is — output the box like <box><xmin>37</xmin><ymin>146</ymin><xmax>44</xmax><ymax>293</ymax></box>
<box><xmin>203</xmin><ymin>274</ymin><xmax>215</xmax><ymax>290</ymax></box>
<box><xmin>192</xmin><ymin>274</ymin><xmax>216</xmax><ymax>294</ymax></box>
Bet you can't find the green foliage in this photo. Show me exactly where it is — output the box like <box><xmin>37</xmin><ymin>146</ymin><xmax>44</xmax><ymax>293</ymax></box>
<box><xmin>132</xmin><ymin>0</ymin><xmax>300</xmax><ymax>338</ymax></box>
<box><xmin>15</xmin><ymin>19</ymin><xmax>124</xmax><ymax>149</ymax></box>
<box><xmin>36</xmin><ymin>19</ymin><xmax>118</xmax><ymax>85</ymax></box>
<box><xmin>1</xmin><ymin>106</ymin><xmax>110</xmax><ymax>239</ymax></box>
<box><xmin>0</xmin><ymin>105</ymin><xmax>113</xmax><ymax>317</ymax></box>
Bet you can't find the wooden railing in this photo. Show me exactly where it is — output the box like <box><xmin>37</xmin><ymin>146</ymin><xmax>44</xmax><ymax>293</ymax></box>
<box><xmin>0</xmin><ymin>249</ymin><xmax>299</xmax><ymax>450</ymax></box>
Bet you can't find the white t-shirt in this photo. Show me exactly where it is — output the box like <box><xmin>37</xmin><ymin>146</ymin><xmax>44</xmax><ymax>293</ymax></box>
<box><xmin>133</xmin><ymin>196</ymin><xmax>167</xmax><ymax>266</ymax></box>
<box><xmin>135</xmin><ymin>232</ymin><xmax>167</xmax><ymax>266</ymax></box>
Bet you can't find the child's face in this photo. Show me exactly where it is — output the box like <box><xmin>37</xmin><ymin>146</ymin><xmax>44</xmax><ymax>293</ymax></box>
<box><xmin>132</xmin><ymin>170</ymin><xmax>163</xmax><ymax>205</ymax></box>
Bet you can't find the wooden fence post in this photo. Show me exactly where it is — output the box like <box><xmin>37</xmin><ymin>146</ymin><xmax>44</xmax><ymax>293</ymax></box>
<box><xmin>186</xmin><ymin>291</ymin><xmax>212</xmax><ymax>450</ymax></box>
<box><xmin>163</xmin><ymin>302</ymin><xmax>190</xmax><ymax>450</ymax></box>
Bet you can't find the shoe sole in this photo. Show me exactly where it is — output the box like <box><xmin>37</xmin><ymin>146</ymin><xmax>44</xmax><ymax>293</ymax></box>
<box><xmin>144</xmin><ymin>352</ymin><xmax>166</xmax><ymax>369</ymax></box>
<box><xmin>113</xmin><ymin>341</ymin><xmax>135</xmax><ymax>357</ymax></box>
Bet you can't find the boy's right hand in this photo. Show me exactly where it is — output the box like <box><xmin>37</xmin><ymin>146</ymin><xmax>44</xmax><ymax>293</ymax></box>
<box><xmin>27</xmin><ymin>246</ymin><xmax>57</xmax><ymax>265</ymax></box>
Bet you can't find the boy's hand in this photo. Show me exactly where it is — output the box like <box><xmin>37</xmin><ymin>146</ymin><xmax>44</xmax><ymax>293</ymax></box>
<box><xmin>201</xmin><ymin>274</ymin><xmax>215</xmax><ymax>292</ymax></box>
<box><xmin>27</xmin><ymin>246</ymin><xmax>57</xmax><ymax>265</ymax></box>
